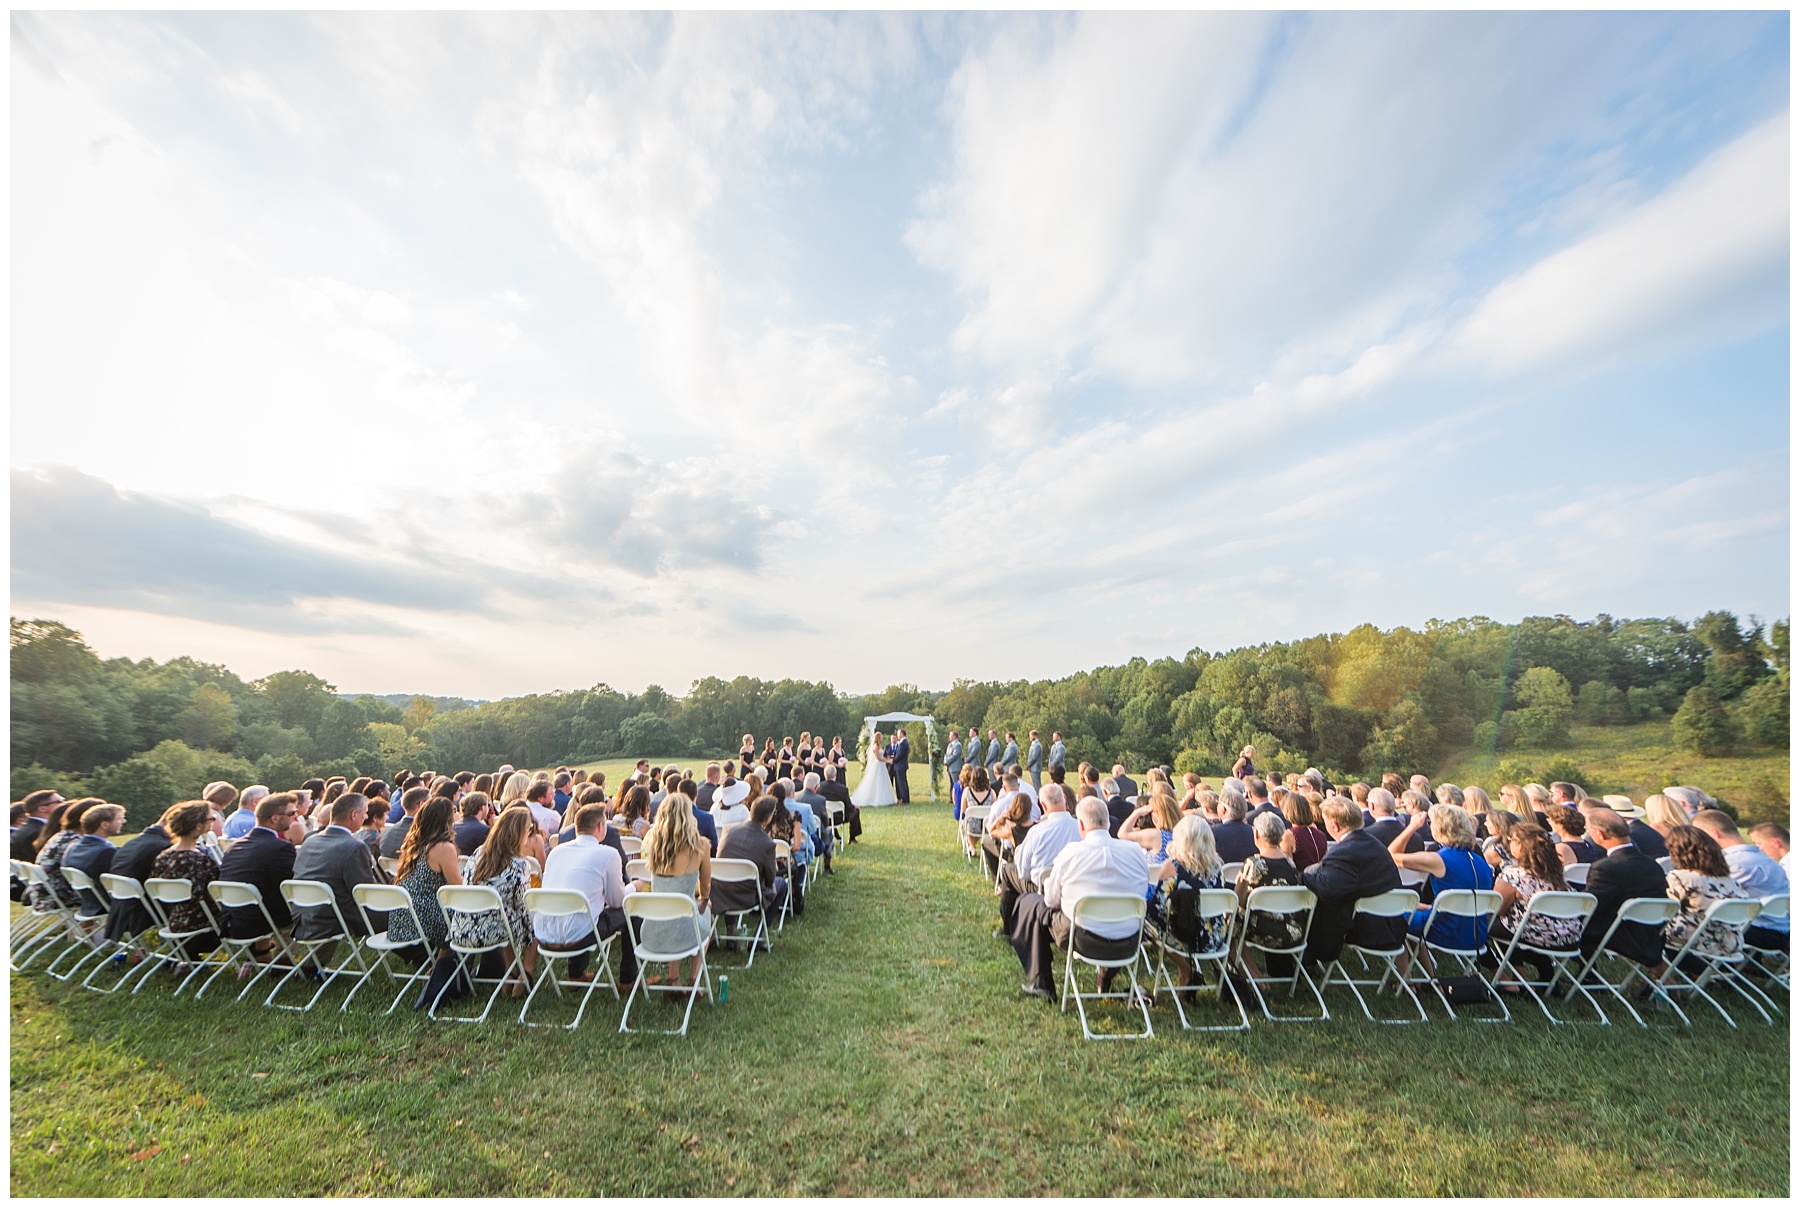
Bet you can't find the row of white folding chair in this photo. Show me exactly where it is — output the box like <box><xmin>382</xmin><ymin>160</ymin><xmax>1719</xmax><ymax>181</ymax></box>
<box><xmin>10</xmin><ymin>861</ymin><xmax>86</xmax><ymax>972</ymax></box>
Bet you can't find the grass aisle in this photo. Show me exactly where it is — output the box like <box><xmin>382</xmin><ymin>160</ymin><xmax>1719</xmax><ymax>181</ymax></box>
<box><xmin>10</xmin><ymin>803</ymin><xmax>1790</xmax><ymax>1196</ymax></box>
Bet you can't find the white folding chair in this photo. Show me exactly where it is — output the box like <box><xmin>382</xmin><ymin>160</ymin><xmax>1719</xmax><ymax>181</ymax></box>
<box><xmin>138</xmin><ymin>878</ymin><xmax>225</xmax><ymax>997</ymax></box>
<box><xmin>521</xmin><ymin>888</ymin><xmax>617</xmax><ymax>1029</ymax></box>
<box><xmin>13</xmin><ymin>863</ymin><xmax>86</xmax><ymax>973</ymax></box>
<box><xmin>1235</xmin><ymin>885</ymin><xmax>1328</xmax><ymax>1022</ymax></box>
<box><xmin>9</xmin><ymin>860</ymin><xmax>70</xmax><ymax>968</ymax></box>
<box><xmin>1653</xmin><ymin>898</ymin><xmax>1774</xmax><ymax>1027</ymax></box>
<box><xmin>829</xmin><ymin>804</ymin><xmax>847</xmax><ymax>853</ymax></box>
<box><xmin>44</xmin><ymin>867</ymin><xmax>113</xmax><ymax>983</ymax></box>
<box><xmin>1060</xmin><ymin>894</ymin><xmax>1153</xmax><ymax>1040</ymax></box>
<box><xmin>619</xmin><ymin>835</ymin><xmax>643</xmax><ymax>858</ymax></box>
<box><xmin>1319</xmin><ymin>889</ymin><xmax>1426</xmax><ymax>1024</ymax></box>
<box><xmin>522</xmin><ymin>856</ymin><xmax>542</xmax><ymax>879</ymax></box>
<box><xmin>1145</xmin><ymin>886</ymin><xmax>1246</xmax><ymax>1031</ymax></box>
<box><xmin>83</xmin><ymin>874</ymin><xmax>162</xmax><ymax>993</ymax></box>
<box><xmin>1408</xmin><ymin>888</ymin><xmax>1508</xmax><ymax>1023</ymax></box>
<box><xmin>431</xmin><ymin>884</ymin><xmax>526</xmax><ymax>1024</ymax></box>
<box><xmin>265</xmin><ymin>880</ymin><xmax>370</xmax><ymax>1012</ymax></box>
<box><xmin>773</xmin><ymin>840</ymin><xmax>796</xmax><ymax>931</ymax></box>
<box><xmin>960</xmin><ymin>807</ymin><xmax>989</xmax><ymax>864</ymax></box>
<box><xmin>1563</xmin><ymin>863</ymin><xmax>1591</xmax><ymax>888</ymax></box>
<box><xmin>1488</xmin><ymin>891</ymin><xmax>1603</xmax><ymax>1024</ymax></box>
<box><xmin>1656</xmin><ymin>856</ymin><xmax>1674</xmax><ymax>873</ymax></box>
<box><xmin>378</xmin><ymin>856</ymin><xmax>400</xmax><ymax>879</ymax></box>
<box><xmin>708</xmin><ymin>858</ymin><xmax>770</xmax><ymax>968</ymax></box>
<box><xmin>1743</xmin><ymin>894</ymin><xmax>1790</xmax><ymax>991</ymax></box>
<box><xmin>1397</xmin><ymin>867</ymin><xmax>1427</xmax><ymax>889</ymax></box>
<box><xmin>1569</xmin><ymin>897</ymin><xmax>1683</xmax><ymax>1028</ymax></box>
<box><xmin>626</xmin><ymin>859</ymin><xmax>652</xmax><ymax>885</ymax></box>
<box><xmin>1219</xmin><ymin>862</ymin><xmax>1243</xmax><ymax>886</ymax></box>
<box><xmin>198</xmin><ymin>881</ymin><xmax>298</xmax><ymax>1002</ymax></box>
<box><xmin>344</xmin><ymin>883</ymin><xmax>430</xmax><ymax>1014</ymax></box>
<box><xmin>620</xmin><ymin>892</ymin><xmax>713</xmax><ymax>1036</ymax></box>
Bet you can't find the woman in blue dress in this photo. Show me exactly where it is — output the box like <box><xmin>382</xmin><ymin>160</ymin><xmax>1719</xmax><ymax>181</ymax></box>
<box><xmin>1391</xmin><ymin>804</ymin><xmax>1494</xmax><ymax>952</ymax></box>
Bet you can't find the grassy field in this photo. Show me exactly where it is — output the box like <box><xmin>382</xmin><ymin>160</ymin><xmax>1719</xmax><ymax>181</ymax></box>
<box><xmin>1436</xmin><ymin>722</ymin><xmax>1791</xmax><ymax>826</ymax></box>
<box><xmin>11</xmin><ymin>797</ymin><xmax>1788</xmax><ymax>1197</ymax></box>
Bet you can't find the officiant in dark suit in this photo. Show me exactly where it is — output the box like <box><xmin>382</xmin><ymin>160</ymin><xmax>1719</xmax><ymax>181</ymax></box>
<box><xmin>890</xmin><ymin>729</ymin><xmax>911</xmax><ymax>804</ymax></box>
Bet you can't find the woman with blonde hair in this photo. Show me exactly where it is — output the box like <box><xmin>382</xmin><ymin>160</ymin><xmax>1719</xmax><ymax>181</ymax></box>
<box><xmin>1498</xmin><ymin>784</ymin><xmax>1530</xmax><ymax>817</ymax></box>
<box><xmin>1462</xmin><ymin>785</ymin><xmax>1493</xmax><ymax>837</ymax></box>
<box><xmin>1120</xmin><ymin>787</ymin><xmax>1182</xmax><ymax>864</ymax></box>
<box><xmin>498</xmin><ymin>771</ymin><xmax>531</xmax><ymax>808</ymax></box>
<box><xmin>1392</xmin><ymin>803</ymin><xmax>1493</xmax><ymax>953</ymax></box>
<box><xmin>1149</xmin><ymin>814</ymin><xmax>1230</xmax><ymax>989</ymax></box>
<box><xmin>640</xmin><ymin>792</ymin><xmax>713</xmax><ymax>987</ymax></box>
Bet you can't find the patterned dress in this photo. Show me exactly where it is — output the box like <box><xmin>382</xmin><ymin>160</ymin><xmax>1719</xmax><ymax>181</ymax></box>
<box><xmin>448</xmin><ymin>856</ymin><xmax>531</xmax><ymax>950</ymax></box>
<box><xmin>1496</xmin><ymin>866</ymin><xmax>1584</xmax><ymax>949</ymax></box>
<box><xmin>1665</xmin><ymin>869</ymin><xmax>1751</xmax><ymax>957</ymax></box>
<box><xmin>31</xmin><ymin>829</ymin><xmax>83</xmax><ymax>909</ymax></box>
<box><xmin>1149</xmin><ymin>863</ymin><xmax>1230</xmax><ymax>956</ymax></box>
<box><xmin>386</xmin><ymin>859</ymin><xmax>449</xmax><ymax>951</ymax></box>
<box><xmin>1236</xmin><ymin>854</ymin><xmax>1304</xmax><ymax>950</ymax></box>
<box><xmin>146</xmin><ymin>846</ymin><xmax>221</xmax><ymax>955</ymax></box>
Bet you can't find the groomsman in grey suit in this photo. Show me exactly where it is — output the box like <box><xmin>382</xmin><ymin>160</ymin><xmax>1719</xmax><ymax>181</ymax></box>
<box><xmin>944</xmin><ymin>731</ymin><xmax>965</xmax><ymax>812</ymax></box>
<box><xmin>1026</xmin><ymin>730</ymin><xmax>1044</xmax><ymax>790</ymax></box>
<box><xmin>1049</xmin><ymin>731</ymin><xmax>1066</xmax><ymax>772</ymax></box>
<box><xmin>1000</xmin><ymin>732</ymin><xmax>1019</xmax><ymax>772</ymax></box>
<box><xmin>985</xmin><ymin>729</ymin><xmax>1002</xmax><ymax>776</ymax></box>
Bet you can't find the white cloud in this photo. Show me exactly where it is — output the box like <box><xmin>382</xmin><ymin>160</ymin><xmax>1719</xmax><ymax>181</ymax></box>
<box><xmin>7</xmin><ymin>13</ymin><xmax>1788</xmax><ymax>698</ymax></box>
<box><xmin>1453</xmin><ymin>110</ymin><xmax>1789</xmax><ymax>373</ymax></box>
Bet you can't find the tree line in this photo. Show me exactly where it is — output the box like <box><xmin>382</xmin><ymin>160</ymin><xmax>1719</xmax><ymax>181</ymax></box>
<box><xmin>11</xmin><ymin>611</ymin><xmax>1787</xmax><ymax>826</ymax></box>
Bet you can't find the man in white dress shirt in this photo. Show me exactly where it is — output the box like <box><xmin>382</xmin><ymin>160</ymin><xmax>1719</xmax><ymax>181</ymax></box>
<box><xmin>532</xmin><ymin>803</ymin><xmax>637</xmax><ymax>986</ymax></box>
<box><xmin>996</xmin><ymin>784</ymin><xmax>1081</xmax><ymax>936</ymax></box>
<box><xmin>1007</xmin><ymin>796</ymin><xmax>1148</xmax><ymax>997</ymax></box>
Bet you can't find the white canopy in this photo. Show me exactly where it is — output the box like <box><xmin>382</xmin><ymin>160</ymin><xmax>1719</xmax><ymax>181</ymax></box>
<box><xmin>861</xmin><ymin>712</ymin><xmax>938</xmax><ymax>802</ymax></box>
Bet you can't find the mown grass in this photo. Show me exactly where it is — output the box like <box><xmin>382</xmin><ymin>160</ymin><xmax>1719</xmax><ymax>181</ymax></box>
<box><xmin>11</xmin><ymin>802</ymin><xmax>1788</xmax><ymax>1196</ymax></box>
<box><xmin>1438</xmin><ymin>722</ymin><xmax>1791</xmax><ymax>826</ymax></box>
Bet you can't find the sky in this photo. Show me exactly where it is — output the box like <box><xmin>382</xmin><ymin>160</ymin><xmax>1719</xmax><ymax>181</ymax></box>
<box><xmin>10</xmin><ymin>11</ymin><xmax>1791</xmax><ymax>700</ymax></box>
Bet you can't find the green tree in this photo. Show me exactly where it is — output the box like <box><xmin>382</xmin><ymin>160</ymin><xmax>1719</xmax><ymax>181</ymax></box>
<box><xmin>177</xmin><ymin>682</ymin><xmax>240</xmax><ymax>750</ymax></box>
<box><xmin>403</xmin><ymin>696</ymin><xmax>439</xmax><ymax>732</ymax></box>
<box><xmin>252</xmin><ymin>670</ymin><xmax>336</xmax><ymax>735</ymax></box>
<box><xmin>94</xmin><ymin>757</ymin><xmax>179</xmax><ymax>830</ymax></box>
<box><xmin>618</xmin><ymin>713</ymin><xmax>681</xmax><ymax>756</ymax></box>
<box><xmin>1671</xmin><ymin>685</ymin><xmax>1738</xmax><ymax>756</ymax></box>
<box><xmin>1694</xmin><ymin>611</ymin><xmax>1769</xmax><ymax>700</ymax></box>
<box><xmin>1574</xmin><ymin>680</ymin><xmax>1627</xmax><ymax>726</ymax></box>
<box><xmin>1359</xmin><ymin>699</ymin><xmax>1439</xmax><ymax>774</ymax></box>
<box><xmin>1740</xmin><ymin>675</ymin><xmax>1790</xmax><ymax>747</ymax></box>
<box><xmin>1504</xmin><ymin>667</ymin><xmax>1573</xmax><ymax>748</ymax></box>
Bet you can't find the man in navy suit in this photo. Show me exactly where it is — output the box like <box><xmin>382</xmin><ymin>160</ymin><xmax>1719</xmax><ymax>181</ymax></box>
<box><xmin>1300</xmin><ymin>798</ymin><xmax>1404</xmax><ymax>969</ymax></box>
<box><xmin>890</xmin><ymin>730</ymin><xmax>911</xmax><ymax>804</ymax></box>
<box><xmin>218</xmin><ymin>793</ymin><xmax>299</xmax><ymax>951</ymax></box>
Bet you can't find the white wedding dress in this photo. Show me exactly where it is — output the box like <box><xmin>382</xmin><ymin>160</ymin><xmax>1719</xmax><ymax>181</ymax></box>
<box><xmin>850</xmin><ymin>741</ymin><xmax>898</xmax><ymax>808</ymax></box>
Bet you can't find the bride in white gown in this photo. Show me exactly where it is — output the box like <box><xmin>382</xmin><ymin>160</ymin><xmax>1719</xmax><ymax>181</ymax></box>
<box><xmin>851</xmin><ymin>728</ymin><xmax>898</xmax><ymax>808</ymax></box>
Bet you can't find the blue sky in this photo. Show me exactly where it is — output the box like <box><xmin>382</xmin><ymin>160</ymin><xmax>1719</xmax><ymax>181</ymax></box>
<box><xmin>10</xmin><ymin>12</ymin><xmax>1789</xmax><ymax>699</ymax></box>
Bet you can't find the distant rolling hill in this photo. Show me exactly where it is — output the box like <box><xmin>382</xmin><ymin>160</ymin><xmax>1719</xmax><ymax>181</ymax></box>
<box><xmin>341</xmin><ymin>692</ymin><xmax>484</xmax><ymax>712</ymax></box>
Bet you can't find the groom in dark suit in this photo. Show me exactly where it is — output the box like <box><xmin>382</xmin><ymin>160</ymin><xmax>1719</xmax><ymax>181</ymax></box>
<box><xmin>890</xmin><ymin>729</ymin><xmax>911</xmax><ymax>803</ymax></box>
